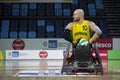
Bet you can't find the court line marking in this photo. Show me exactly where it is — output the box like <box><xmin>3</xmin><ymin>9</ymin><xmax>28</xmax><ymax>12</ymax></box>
<box><xmin>13</xmin><ymin>70</ymin><xmax>21</xmax><ymax>77</ymax></box>
<box><xmin>15</xmin><ymin>70</ymin><xmax>98</xmax><ymax>77</ymax></box>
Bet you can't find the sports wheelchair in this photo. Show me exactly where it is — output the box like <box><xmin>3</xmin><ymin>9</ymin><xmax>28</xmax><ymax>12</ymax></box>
<box><xmin>61</xmin><ymin>43</ymin><xmax>103</xmax><ymax>75</ymax></box>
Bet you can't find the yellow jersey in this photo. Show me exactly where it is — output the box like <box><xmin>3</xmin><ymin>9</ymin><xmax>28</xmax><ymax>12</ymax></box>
<box><xmin>72</xmin><ymin>20</ymin><xmax>91</xmax><ymax>41</ymax></box>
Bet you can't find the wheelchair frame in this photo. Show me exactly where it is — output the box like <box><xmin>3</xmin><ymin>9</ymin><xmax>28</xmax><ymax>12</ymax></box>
<box><xmin>61</xmin><ymin>43</ymin><xmax>103</xmax><ymax>75</ymax></box>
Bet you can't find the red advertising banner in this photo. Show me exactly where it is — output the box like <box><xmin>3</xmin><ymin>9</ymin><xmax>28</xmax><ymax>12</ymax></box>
<box><xmin>92</xmin><ymin>49</ymin><xmax>108</xmax><ymax>59</ymax></box>
<box><xmin>94</xmin><ymin>38</ymin><xmax>113</xmax><ymax>50</ymax></box>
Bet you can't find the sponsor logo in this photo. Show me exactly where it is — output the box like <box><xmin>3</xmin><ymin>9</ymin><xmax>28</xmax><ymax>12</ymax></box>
<box><xmin>7</xmin><ymin>52</ymin><xmax>12</xmax><ymax>58</ymax></box>
<box><xmin>58</xmin><ymin>42</ymin><xmax>66</xmax><ymax>47</ymax></box>
<box><xmin>12</xmin><ymin>51</ymin><xmax>19</xmax><ymax>57</ymax></box>
<box><xmin>95</xmin><ymin>42</ymin><xmax>112</xmax><ymax>49</ymax></box>
<box><xmin>19</xmin><ymin>52</ymin><xmax>29</xmax><ymax>56</ymax></box>
<box><xmin>48</xmin><ymin>40</ymin><xmax>57</xmax><ymax>48</ymax></box>
<box><xmin>94</xmin><ymin>38</ymin><xmax>112</xmax><ymax>50</ymax></box>
<box><xmin>12</xmin><ymin>39</ymin><xmax>25</xmax><ymax>50</ymax></box>
<box><xmin>75</xmin><ymin>32</ymin><xmax>87</xmax><ymax>36</ymax></box>
<box><xmin>6</xmin><ymin>51</ymin><xmax>29</xmax><ymax>59</ymax></box>
<box><xmin>43</xmin><ymin>41</ymin><xmax>48</xmax><ymax>47</ymax></box>
<box><xmin>39</xmin><ymin>51</ymin><xmax>48</xmax><ymax>59</ymax></box>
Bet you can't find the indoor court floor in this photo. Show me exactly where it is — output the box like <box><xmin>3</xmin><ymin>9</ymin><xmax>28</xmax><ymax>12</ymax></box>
<box><xmin>0</xmin><ymin>59</ymin><xmax>120</xmax><ymax>80</ymax></box>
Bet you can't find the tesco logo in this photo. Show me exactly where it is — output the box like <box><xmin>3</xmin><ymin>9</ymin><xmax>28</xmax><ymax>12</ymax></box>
<box><xmin>95</xmin><ymin>42</ymin><xmax>112</xmax><ymax>48</ymax></box>
<box><xmin>95</xmin><ymin>38</ymin><xmax>113</xmax><ymax>50</ymax></box>
<box><xmin>39</xmin><ymin>51</ymin><xmax>48</xmax><ymax>59</ymax></box>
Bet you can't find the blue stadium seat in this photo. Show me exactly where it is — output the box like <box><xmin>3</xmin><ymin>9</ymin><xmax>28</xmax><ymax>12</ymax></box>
<box><xmin>0</xmin><ymin>31</ymin><xmax>8</xmax><ymax>38</ymax></box>
<box><xmin>46</xmin><ymin>24</ymin><xmax>54</xmax><ymax>38</ymax></box>
<box><xmin>12</xmin><ymin>4</ymin><xmax>20</xmax><ymax>16</ymax></box>
<box><xmin>2</xmin><ymin>20</ymin><xmax>9</xmax><ymax>27</ymax></box>
<box><xmin>21</xmin><ymin>4</ymin><xmax>28</xmax><ymax>10</ymax></box>
<box><xmin>28</xmin><ymin>31</ymin><xmax>36</xmax><ymax>38</ymax></box>
<box><xmin>29</xmin><ymin>3</ymin><xmax>37</xmax><ymax>16</ymax></box>
<box><xmin>54</xmin><ymin>3</ymin><xmax>61</xmax><ymax>8</ymax></box>
<box><xmin>89</xmin><ymin>9</ymin><xmax>96</xmax><ymax>16</ymax></box>
<box><xmin>46</xmin><ymin>25</ymin><xmax>54</xmax><ymax>32</ymax></box>
<box><xmin>19</xmin><ymin>31</ymin><xmax>27</xmax><ymax>38</ymax></box>
<box><xmin>20</xmin><ymin>4</ymin><xmax>28</xmax><ymax>16</ymax></box>
<box><xmin>88</xmin><ymin>4</ymin><xmax>96</xmax><ymax>16</ymax></box>
<box><xmin>54</xmin><ymin>3</ymin><xmax>62</xmax><ymax>16</ymax></box>
<box><xmin>46</xmin><ymin>20</ymin><xmax>54</xmax><ymax>29</ymax></box>
<box><xmin>73</xmin><ymin>0</ymin><xmax>78</xmax><ymax>5</ymax></box>
<box><xmin>37</xmin><ymin>20</ymin><xmax>46</xmax><ymax>38</ymax></box>
<box><xmin>10</xmin><ymin>31</ymin><xmax>18</xmax><ymax>38</ymax></box>
<box><xmin>88</xmin><ymin>4</ymin><xmax>95</xmax><ymax>10</ymax></box>
<box><xmin>1</xmin><ymin>20</ymin><xmax>9</xmax><ymax>32</ymax></box>
<box><xmin>1</xmin><ymin>27</ymin><xmax>9</xmax><ymax>33</ymax></box>
<box><xmin>63</xmin><ymin>9</ymin><xmax>70</xmax><ymax>16</ymax></box>
<box><xmin>95</xmin><ymin>0</ymin><xmax>103</xmax><ymax>9</ymax></box>
<box><xmin>29</xmin><ymin>3</ymin><xmax>37</xmax><ymax>9</ymax></box>
<box><xmin>37</xmin><ymin>20</ymin><xmax>45</xmax><ymax>26</ymax></box>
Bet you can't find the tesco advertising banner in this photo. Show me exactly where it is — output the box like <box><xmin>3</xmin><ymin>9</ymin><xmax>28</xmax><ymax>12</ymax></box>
<box><xmin>94</xmin><ymin>38</ymin><xmax>113</xmax><ymax>50</ymax></box>
<box><xmin>5</xmin><ymin>50</ymin><xmax>64</xmax><ymax>60</ymax></box>
<box><xmin>92</xmin><ymin>38</ymin><xmax>113</xmax><ymax>60</ymax></box>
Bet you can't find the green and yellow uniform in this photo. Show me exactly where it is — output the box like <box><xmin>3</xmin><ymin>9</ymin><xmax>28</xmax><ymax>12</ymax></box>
<box><xmin>72</xmin><ymin>20</ymin><xmax>91</xmax><ymax>41</ymax></box>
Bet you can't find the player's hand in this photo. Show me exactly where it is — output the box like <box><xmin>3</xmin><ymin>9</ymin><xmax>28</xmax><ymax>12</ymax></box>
<box><xmin>89</xmin><ymin>39</ymin><xmax>93</xmax><ymax>44</ymax></box>
<box><xmin>72</xmin><ymin>40</ymin><xmax>77</xmax><ymax>44</ymax></box>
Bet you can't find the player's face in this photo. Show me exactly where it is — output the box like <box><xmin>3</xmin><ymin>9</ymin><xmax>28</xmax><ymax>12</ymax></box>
<box><xmin>73</xmin><ymin>11</ymin><xmax>80</xmax><ymax>22</ymax></box>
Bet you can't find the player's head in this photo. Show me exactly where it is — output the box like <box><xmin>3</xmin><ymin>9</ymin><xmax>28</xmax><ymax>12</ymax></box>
<box><xmin>73</xmin><ymin>9</ymin><xmax>84</xmax><ymax>22</ymax></box>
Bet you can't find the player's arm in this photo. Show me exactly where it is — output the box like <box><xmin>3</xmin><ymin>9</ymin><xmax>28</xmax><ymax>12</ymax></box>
<box><xmin>63</xmin><ymin>22</ymin><xmax>73</xmax><ymax>43</ymax></box>
<box><xmin>88</xmin><ymin>21</ymin><xmax>102</xmax><ymax>44</ymax></box>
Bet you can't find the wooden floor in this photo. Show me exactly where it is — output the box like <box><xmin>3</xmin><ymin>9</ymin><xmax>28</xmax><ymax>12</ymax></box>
<box><xmin>0</xmin><ymin>59</ymin><xmax>120</xmax><ymax>80</ymax></box>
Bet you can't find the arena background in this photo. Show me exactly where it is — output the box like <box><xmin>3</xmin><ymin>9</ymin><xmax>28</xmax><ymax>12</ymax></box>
<box><xmin>0</xmin><ymin>0</ymin><xmax>120</xmax><ymax>80</ymax></box>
